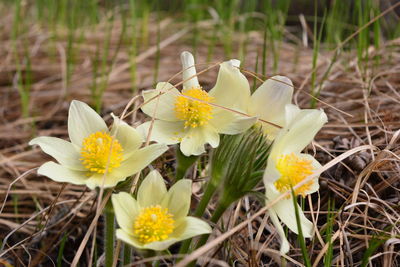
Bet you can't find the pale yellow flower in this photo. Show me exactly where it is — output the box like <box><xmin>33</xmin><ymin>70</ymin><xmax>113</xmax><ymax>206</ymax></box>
<box><xmin>30</xmin><ymin>100</ymin><xmax>168</xmax><ymax>189</ymax></box>
<box><xmin>138</xmin><ymin>51</ymin><xmax>257</xmax><ymax>156</ymax></box>
<box><xmin>263</xmin><ymin>107</ymin><xmax>328</xmax><ymax>254</ymax></box>
<box><xmin>112</xmin><ymin>170</ymin><xmax>211</xmax><ymax>250</ymax></box>
<box><xmin>247</xmin><ymin>76</ymin><xmax>294</xmax><ymax>139</ymax></box>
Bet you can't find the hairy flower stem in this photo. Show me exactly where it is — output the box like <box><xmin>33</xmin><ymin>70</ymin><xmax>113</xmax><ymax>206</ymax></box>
<box><xmin>104</xmin><ymin>199</ymin><xmax>114</xmax><ymax>267</ymax></box>
<box><xmin>178</xmin><ymin>180</ymin><xmax>217</xmax><ymax>256</ymax></box>
<box><xmin>175</xmin><ymin>145</ymin><xmax>199</xmax><ymax>180</ymax></box>
<box><xmin>187</xmin><ymin>198</ymin><xmax>231</xmax><ymax>267</ymax></box>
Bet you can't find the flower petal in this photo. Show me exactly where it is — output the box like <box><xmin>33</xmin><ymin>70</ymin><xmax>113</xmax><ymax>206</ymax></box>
<box><xmin>171</xmin><ymin>216</ymin><xmax>212</xmax><ymax>240</ymax></box>
<box><xmin>268</xmin><ymin>208</ymin><xmax>290</xmax><ymax>254</ymax></box>
<box><xmin>271</xmin><ymin>109</ymin><xmax>328</xmax><ymax>157</ymax></box>
<box><xmin>209</xmin><ymin>60</ymin><xmax>251</xmax><ymax>111</ymax></box>
<box><xmin>143</xmin><ymin>238</ymin><xmax>178</xmax><ymax>251</ymax></box>
<box><xmin>112</xmin><ymin>192</ymin><xmax>140</xmax><ymax>235</ymax></box>
<box><xmin>112</xmin><ymin>144</ymin><xmax>168</xmax><ymax>179</ymax></box>
<box><xmin>110</xmin><ymin>116</ymin><xmax>143</xmax><ymax>157</ymax></box>
<box><xmin>181</xmin><ymin>51</ymin><xmax>200</xmax><ymax>90</ymax></box>
<box><xmin>263</xmin><ymin>159</ymin><xmax>281</xmax><ymax>185</ymax></box>
<box><xmin>37</xmin><ymin>161</ymin><xmax>87</xmax><ymax>185</ymax></box>
<box><xmin>29</xmin><ymin>137</ymin><xmax>85</xmax><ymax>171</ymax></box>
<box><xmin>161</xmin><ymin>179</ymin><xmax>192</xmax><ymax>220</ymax></box>
<box><xmin>84</xmin><ymin>173</ymin><xmax>128</xmax><ymax>189</ymax></box>
<box><xmin>266</xmin><ymin>184</ymin><xmax>313</xmax><ymax>238</ymax></box>
<box><xmin>116</xmin><ymin>229</ymin><xmax>144</xmax><ymax>250</ymax></box>
<box><xmin>209</xmin><ymin>109</ymin><xmax>257</xmax><ymax>135</ymax></box>
<box><xmin>136</xmin><ymin>120</ymin><xmax>185</xmax><ymax>145</ymax></box>
<box><xmin>180</xmin><ymin>126</ymin><xmax>220</xmax><ymax>156</ymax></box>
<box><xmin>141</xmin><ymin>83</ymin><xmax>180</xmax><ymax>121</ymax></box>
<box><xmin>68</xmin><ymin>100</ymin><xmax>108</xmax><ymax>146</ymax></box>
<box><xmin>137</xmin><ymin>170</ymin><xmax>167</xmax><ymax>207</ymax></box>
<box><xmin>299</xmin><ymin>153</ymin><xmax>321</xmax><ymax>195</ymax></box>
<box><xmin>249</xmin><ymin>76</ymin><xmax>293</xmax><ymax>138</ymax></box>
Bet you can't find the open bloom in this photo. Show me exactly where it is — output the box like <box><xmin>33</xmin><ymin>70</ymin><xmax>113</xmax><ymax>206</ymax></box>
<box><xmin>263</xmin><ymin>107</ymin><xmax>327</xmax><ymax>254</ymax></box>
<box><xmin>112</xmin><ymin>170</ymin><xmax>211</xmax><ymax>250</ymax></box>
<box><xmin>30</xmin><ymin>100</ymin><xmax>168</xmax><ymax>189</ymax></box>
<box><xmin>138</xmin><ymin>51</ymin><xmax>257</xmax><ymax>156</ymax></box>
<box><xmin>247</xmin><ymin>76</ymin><xmax>294</xmax><ymax>140</ymax></box>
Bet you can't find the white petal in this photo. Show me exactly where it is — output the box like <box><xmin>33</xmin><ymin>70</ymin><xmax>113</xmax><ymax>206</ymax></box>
<box><xmin>272</xmin><ymin>196</ymin><xmax>314</xmax><ymax>238</ymax></box>
<box><xmin>181</xmin><ymin>51</ymin><xmax>200</xmax><ymax>90</ymax></box>
<box><xmin>136</xmin><ymin>121</ymin><xmax>185</xmax><ymax>145</ymax></box>
<box><xmin>271</xmin><ymin>109</ymin><xmax>327</xmax><ymax>157</ymax></box>
<box><xmin>284</xmin><ymin>104</ymin><xmax>300</xmax><ymax>127</ymax></box>
<box><xmin>209</xmin><ymin>61</ymin><xmax>250</xmax><ymax>111</ymax></box>
<box><xmin>116</xmin><ymin>229</ymin><xmax>144</xmax><ymax>250</ymax></box>
<box><xmin>84</xmin><ymin>173</ymin><xmax>128</xmax><ymax>189</ymax></box>
<box><xmin>250</xmin><ymin>76</ymin><xmax>293</xmax><ymax>124</ymax></box>
<box><xmin>263</xmin><ymin>158</ymin><xmax>281</xmax><ymax>185</ymax></box>
<box><xmin>180</xmin><ymin>126</ymin><xmax>220</xmax><ymax>156</ymax></box>
<box><xmin>29</xmin><ymin>137</ymin><xmax>84</xmax><ymax>171</ymax></box>
<box><xmin>141</xmin><ymin>83</ymin><xmax>180</xmax><ymax>121</ymax></box>
<box><xmin>112</xmin><ymin>192</ymin><xmax>140</xmax><ymax>235</ymax></box>
<box><xmin>111</xmin><ymin>144</ymin><xmax>168</xmax><ymax>178</ymax></box>
<box><xmin>37</xmin><ymin>161</ymin><xmax>87</xmax><ymax>185</ymax></box>
<box><xmin>110</xmin><ymin>117</ymin><xmax>143</xmax><ymax>157</ymax></box>
<box><xmin>161</xmin><ymin>179</ymin><xmax>192</xmax><ymax>220</ymax></box>
<box><xmin>171</xmin><ymin>216</ymin><xmax>211</xmax><ymax>240</ymax></box>
<box><xmin>209</xmin><ymin>109</ymin><xmax>257</xmax><ymax>135</ymax></box>
<box><xmin>143</xmin><ymin>238</ymin><xmax>178</xmax><ymax>251</ymax></box>
<box><xmin>268</xmin><ymin>208</ymin><xmax>290</xmax><ymax>254</ymax></box>
<box><xmin>68</xmin><ymin>100</ymin><xmax>108</xmax><ymax>146</ymax></box>
<box><xmin>137</xmin><ymin>170</ymin><xmax>167</xmax><ymax>207</ymax></box>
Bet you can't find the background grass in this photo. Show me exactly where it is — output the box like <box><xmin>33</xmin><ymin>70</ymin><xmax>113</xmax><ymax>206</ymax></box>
<box><xmin>0</xmin><ymin>0</ymin><xmax>400</xmax><ymax>266</ymax></box>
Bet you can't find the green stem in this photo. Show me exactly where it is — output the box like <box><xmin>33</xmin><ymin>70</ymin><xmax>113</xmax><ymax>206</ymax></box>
<box><xmin>175</xmin><ymin>145</ymin><xmax>198</xmax><ymax>181</ymax></box>
<box><xmin>123</xmin><ymin>244</ymin><xmax>131</xmax><ymax>266</ymax></box>
<box><xmin>178</xmin><ymin>180</ymin><xmax>218</xmax><ymax>256</ymax></box>
<box><xmin>188</xmin><ymin>199</ymin><xmax>231</xmax><ymax>267</ymax></box>
<box><xmin>104</xmin><ymin>200</ymin><xmax>114</xmax><ymax>267</ymax></box>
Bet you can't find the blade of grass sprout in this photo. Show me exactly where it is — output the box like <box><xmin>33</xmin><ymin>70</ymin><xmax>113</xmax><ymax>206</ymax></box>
<box><xmin>104</xmin><ymin>199</ymin><xmax>115</xmax><ymax>267</ymax></box>
<box><xmin>140</xmin><ymin>1</ymin><xmax>150</xmax><ymax>48</ymax></box>
<box><xmin>262</xmin><ymin>16</ymin><xmax>268</xmax><ymax>77</ymax></box>
<box><xmin>129</xmin><ymin>0</ymin><xmax>138</xmax><ymax>94</ymax></box>
<box><xmin>291</xmin><ymin>188</ymin><xmax>311</xmax><ymax>267</ymax></box>
<box><xmin>252</xmin><ymin>53</ymin><xmax>259</xmax><ymax>93</ymax></box>
<box><xmin>153</xmin><ymin>3</ymin><xmax>161</xmax><ymax>87</ymax></box>
<box><xmin>57</xmin><ymin>233</ymin><xmax>68</xmax><ymax>267</ymax></box>
<box><xmin>206</xmin><ymin>23</ymin><xmax>218</xmax><ymax>63</ymax></box>
<box><xmin>323</xmin><ymin>198</ymin><xmax>334</xmax><ymax>267</ymax></box>
<box><xmin>310</xmin><ymin>6</ymin><xmax>327</xmax><ymax>108</ymax></box>
<box><xmin>360</xmin><ymin>236</ymin><xmax>387</xmax><ymax>267</ymax></box>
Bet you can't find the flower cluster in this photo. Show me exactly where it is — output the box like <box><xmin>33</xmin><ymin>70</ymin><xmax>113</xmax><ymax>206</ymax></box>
<box><xmin>30</xmin><ymin>51</ymin><xmax>327</xmax><ymax>257</ymax></box>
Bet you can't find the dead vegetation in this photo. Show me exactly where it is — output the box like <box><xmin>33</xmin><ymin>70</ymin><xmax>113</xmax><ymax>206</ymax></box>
<box><xmin>0</xmin><ymin>10</ymin><xmax>400</xmax><ymax>267</ymax></box>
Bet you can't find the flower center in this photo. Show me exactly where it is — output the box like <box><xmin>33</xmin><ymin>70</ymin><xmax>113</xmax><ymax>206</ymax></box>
<box><xmin>274</xmin><ymin>153</ymin><xmax>314</xmax><ymax>197</ymax></box>
<box><xmin>80</xmin><ymin>131</ymin><xmax>123</xmax><ymax>174</ymax></box>
<box><xmin>133</xmin><ymin>205</ymin><xmax>175</xmax><ymax>244</ymax></box>
<box><xmin>174</xmin><ymin>87</ymin><xmax>214</xmax><ymax>128</ymax></box>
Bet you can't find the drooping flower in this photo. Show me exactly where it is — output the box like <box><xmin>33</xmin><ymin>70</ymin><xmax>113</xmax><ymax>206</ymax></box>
<box><xmin>263</xmin><ymin>107</ymin><xmax>328</xmax><ymax>254</ymax></box>
<box><xmin>247</xmin><ymin>75</ymin><xmax>294</xmax><ymax>139</ymax></box>
<box><xmin>112</xmin><ymin>170</ymin><xmax>211</xmax><ymax>250</ymax></box>
<box><xmin>29</xmin><ymin>100</ymin><xmax>168</xmax><ymax>189</ymax></box>
<box><xmin>137</xmin><ymin>51</ymin><xmax>257</xmax><ymax>156</ymax></box>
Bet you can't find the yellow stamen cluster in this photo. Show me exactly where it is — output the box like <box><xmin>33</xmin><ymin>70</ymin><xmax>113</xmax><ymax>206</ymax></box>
<box><xmin>133</xmin><ymin>205</ymin><xmax>175</xmax><ymax>244</ymax></box>
<box><xmin>174</xmin><ymin>88</ymin><xmax>214</xmax><ymax>128</ymax></box>
<box><xmin>274</xmin><ymin>153</ymin><xmax>314</xmax><ymax>197</ymax></box>
<box><xmin>80</xmin><ymin>131</ymin><xmax>123</xmax><ymax>174</ymax></box>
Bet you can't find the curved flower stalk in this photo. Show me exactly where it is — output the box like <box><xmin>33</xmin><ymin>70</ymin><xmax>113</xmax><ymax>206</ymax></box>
<box><xmin>30</xmin><ymin>100</ymin><xmax>168</xmax><ymax>189</ymax></box>
<box><xmin>138</xmin><ymin>51</ymin><xmax>257</xmax><ymax>156</ymax></box>
<box><xmin>263</xmin><ymin>107</ymin><xmax>328</xmax><ymax>254</ymax></box>
<box><xmin>112</xmin><ymin>170</ymin><xmax>211</xmax><ymax>251</ymax></box>
<box><xmin>247</xmin><ymin>75</ymin><xmax>294</xmax><ymax>140</ymax></box>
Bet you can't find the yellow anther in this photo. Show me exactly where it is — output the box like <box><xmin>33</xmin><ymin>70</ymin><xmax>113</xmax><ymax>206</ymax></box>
<box><xmin>80</xmin><ymin>131</ymin><xmax>123</xmax><ymax>174</ymax></box>
<box><xmin>274</xmin><ymin>153</ymin><xmax>314</xmax><ymax>197</ymax></box>
<box><xmin>174</xmin><ymin>87</ymin><xmax>214</xmax><ymax>128</ymax></box>
<box><xmin>133</xmin><ymin>205</ymin><xmax>175</xmax><ymax>244</ymax></box>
